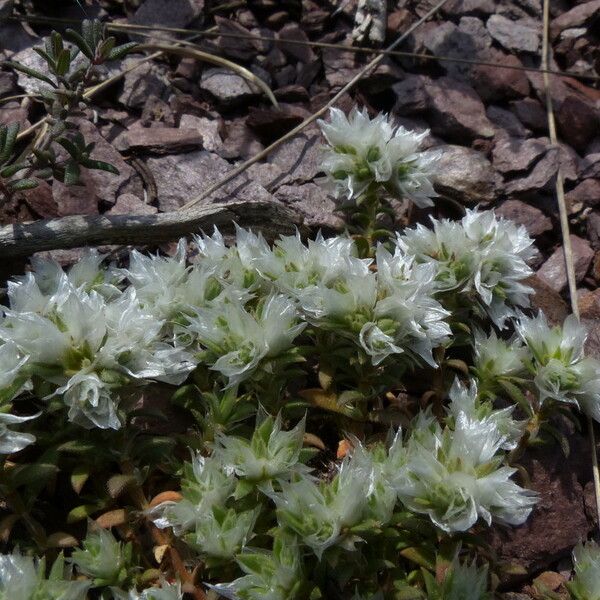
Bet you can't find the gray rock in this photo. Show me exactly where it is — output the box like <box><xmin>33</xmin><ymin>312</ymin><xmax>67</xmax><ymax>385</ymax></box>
<box><xmin>486</xmin><ymin>14</ymin><xmax>540</xmax><ymax>53</ymax></box>
<box><xmin>200</xmin><ymin>68</ymin><xmax>260</xmax><ymax>108</ymax></box>
<box><xmin>266</xmin><ymin>132</ymin><xmax>323</xmax><ymax>187</ymax></box>
<box><xmin>215</xmin><ymin>16</ymin><xmax>257</xmax><ymax>62</ymax></box>
<box><xmin>11</xmin><ymin>45</ymin><xmax>85</xmax><ymax>93</ymax></box>
<box><xmin>424</xmin><ymin>144</ymin><xmax>500</xmax><ymax>204</ymax></box>
<box><xmin>581</xmin><ymin>154</ymin><xmax>600</xmax><ymax>179</ymax></box>
<box><xmin>492</xmin><ymin>136</ymin><xmax>549</xmax><ymax>173</ymax></box>
<box><xmin>145</xmin><ymin>150</ymin><xmax>274</xmax><ymax>212</ymax></box>
<box><xmin>274</xmin><ymin>183</ymin><xmax>344</xmax><ymax>230</ymax></box>
<box><xmin>537</xmin><ymin>235</ymin><xmax>594</xmax><ymax>291</ymax></box>
<box><xmin>131</xmin><ymin>0</ymin><xmax>203</xmax><ymax>30</ymax></box>
<box><xmin>496</xmin><ymin>199</ymin><xmax>552</xmax><ymax>237</ymax></box>
<box><xmin>220</xmin><ymin>118</ymin><xmax>263</xmax><ymax>161</ymax></box>
<box><xmin>424</xmin><ymin>77</ymin><xmax>495</xmax><ymax>141</ymax></box>
<box><xmin>179</xmin><ymin>115</ymin><xmax>222</xmax><ymax>152</ymax></box>
<box><xmin>0</xmin><ymin>70</ymin><xmax>16</xmax><ymax>96</ymax></box>
<box><xmin>119</xmin><ymin>57</ymin><xmax>169</xmax><ymax>109</ymax></box>
<box><xmin>551</xmin><ymin>0</ymin><xmax>600</xmax><ymax>38</ymax></box>
<box><xmin>107</xmin><ymin>193</ymin><xmax>157</xmax><ymax>215</ymax></box>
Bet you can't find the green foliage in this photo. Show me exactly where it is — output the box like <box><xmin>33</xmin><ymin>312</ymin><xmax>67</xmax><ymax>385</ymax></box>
<box><xmin>0</xmin><ymin>19</ymin><xmax>136</xmax><ymax>202</ymax></box>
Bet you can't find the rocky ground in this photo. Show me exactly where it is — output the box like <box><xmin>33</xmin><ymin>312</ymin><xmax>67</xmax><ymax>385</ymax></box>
<box><xmin>0</xmin><ymin>0</ymin><xmax>599</xmax><ymax>596</ymax></box>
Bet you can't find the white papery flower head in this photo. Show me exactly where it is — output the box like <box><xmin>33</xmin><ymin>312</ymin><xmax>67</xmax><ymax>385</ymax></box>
<box><xmin>1</xmin><ymin>275</ymin><xmax>194</xmax><ymax>429</ymax></box>
<box><xmin>395</xmin><ymin>413</ymin><xmax>537</xmax><ymax>532</ymax></box>
<box><xmin>213</xmin><ymin>414</ymin><xmax>309</xmax><ymax>484</ymax></box>
<box><xmin>472</xmin><ymin>329</ymin><xmax>528</xmax><ymax>382</ymax></box>
<box><xmin>182</xmin><ymin>293</ymin><xmax>304</xmax><ymax>387</ymax></box>
<box><xmin>447</xmin><ymin>378</ymin><xmax>524</xmax><ymax>451</ymax></box>
<box><xmin>317</xmin><ymin>107</ymin><xmax>437</xmax><ymax>207</ymax></box>
<box><xmin>516</xmin><ymin>312</ymin><xmax>600</xmax><ymax>421</ymax></box>
<box><xmin>212</xmin><ymin>534</ymin><xmax>304</xmax><ymax>600</ymax></box>
<box><xmin>398</xmin><ymin>209</ymin><xmax>535</xmax><ymax>326</ymax></box>
<box><xmin>0</xmin><ymin>552</ymin><xmax>90</xmax><ymax>600</ymax></box>
<box><xmin>373</xmin><ymin>243</ymin><xmax>451</xmax><ymax>366</ymax></box>
<box><xmin>70</xmin><ymin>527</ymin><xmax>131</xmax><ymax>587</ymax></box>
<box><xmin>188</xmin><ymin>505</ymin><xmax>259</xmax><ymax>559</ymax></box>
<box><xmin>436</xmin><ymin>554</ymin><xmax>491</xmax><ymax>600</ymax></box>
<box><xmin>0</xmin><ymin>342</ymin><xmax>30</xmax><ymax>400</ymax></box>
<box><xmin>115</xmin><ymin>581</ymin><xmax>184</xmax><ymax>600</ymax></box>
<box><xmin>273</xmin><ymin>461</ymin><xmax>369</xmax><ymax>558</ymax></box>
<box><xmin>150</xmin><ymin>453</ymin><xmax>236</xmax><ymax>536</ymax></box>
<box><xmin>569</xmin><ymin>540</ymin><xmax>600</xmax><ymax>600</ymax></box>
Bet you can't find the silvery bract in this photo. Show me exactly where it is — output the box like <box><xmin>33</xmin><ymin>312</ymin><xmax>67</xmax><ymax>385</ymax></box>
<box><xmin>182</xmin><ymin>293</ymin><xmax>305</xmax><ymax>387</ymax></box>
<box><xmin>212</xmin><ymin>534</ymin><xmax>305</xmax><ymax>600</ymax></box>
<box><xmin>150</xmin><ymin>453</ymin><xmax>236</xmax><ymax>535</ymax></box>
<box><xmin>472</xmin><ymin>329</ymin><xmax>528</xmax><ymax>384</ymax></box>
<box><xmin>395</xmin><ymin>411</ymin><xmax>537</xmax><ymax>532</ymax></box>
<box><xmin>187</xmin><ymin>505</ymin><xmax>259</xmax><ymax>559</ymax></box>
<box><xmin>318</xmin><ymin>107</ymin><xmax>438</xmax><ymax>207</ymax></box>
<box><xmin>0</xmin><ymin>408</ymin><xmax>38</xmax><ymax>455</ymax></box>
<box><xmin>0</xmin><ymin>262</ymin><xmax>195</xmax><ymax>430</ymax></box>
<box><xmin>273</xmin><ymin>461</ymin><xmax>369</xmax><ymax>558</ymax></box>
<box><xmin>213</xmin><ymin>414</ymin><xmax>309</xmax><ymax>484</ymax></box>
<box><xmin>70</xmin><ymin>528</ymin><xmax>131</xmax><ymax>587</ymax></box>
<box><xmin>398</xmin><ymin>209</ymin><xmax>535</xmax><ymax>326</ymax></box>
<box><xmin>0</xmin><ymin>552</ymin><xmax>90</xmax><ymax>600</ymax></box>
<box><xmin>447</xmin><ymin>378</ymin><xmax>524</xmax><ymax>451</ymax></box>
<box><xmin>114</xmin><ymin>581</ymin><xmax>184</xmax><ymax>600</ymax></box>
<box><xmin>569</xmin><ymin>540</ymin><xmax>600</xmax><ymax>600</ymax></box>
<box><xmin>516</xmin><ymin>312</ymin><xmax>600</xmax><ymax>421</ymax></box>
<box><xmin>431</xmin><ymin>555</ymin><xmax>491</xmax><ymax>600</ymax></box>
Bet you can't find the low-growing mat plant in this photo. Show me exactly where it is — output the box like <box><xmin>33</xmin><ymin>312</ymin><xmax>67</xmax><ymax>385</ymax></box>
<box><xmin>0</xmin><ymin>98</ymin><xmax>598</xmax><ymax>599</ymax></box>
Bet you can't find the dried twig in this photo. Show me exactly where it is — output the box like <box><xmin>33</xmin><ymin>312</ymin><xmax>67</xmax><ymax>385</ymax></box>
<box><xmin>541</xmin><ymin>0</ymin><xmax>600</xmax><ymax>533</ymax></box>
<box><xmin>0</xmin><ymin>200</ymin><xmax>302</xmax><ymax>258</ymax></box>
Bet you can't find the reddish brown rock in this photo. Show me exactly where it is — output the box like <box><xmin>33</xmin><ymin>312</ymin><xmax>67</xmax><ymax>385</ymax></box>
<box><xmin>21</xmin><ymin>180</ymin><xmax>59</xmax><ymax>219</ymax></box>
<box><xmin>578</xmin><ymin>288</ymin><xmax>600</xmax><ymax>319</ymax></box>
<box><xmin>471</xmin><ymin>51</ymin><xmax>530</xmax><ymax>102</ymax></box>
<box><xmin>557</xmin><ymin>95</ymin><xmax>600</xmax><ymax>153</ymax></box>
<box><xmin>114</xmin><ymin>126</ymin><xmax>204</xmax><ymax>154</ymax></box>
<box><xmin>536</xmin><ymin>235</ymin><xmax>594</xmax><ymax>292</ymax></box>
<box><xmin>566</xmin><ymin>179</ymin><xmax>600</xmax><ymax>209</ymax></box>
<box><xmin>277</xmin><ymin>23</ymin><xmax>316</xmax><ymax>64</ymax></box>
<box><xmin>246</xmin><ymin>106</ymin><xmax>306</xmax><ymax>144</ymax></box>
<box><xmin>274</xmin><ymin>183</ymin><xmax>344</xmax><ymax>231</ymax></box>
<box><xmin>511</xmin><ymin>98</ymin><xmax>548</xmax><ymax>132</ymax></box>
<box><xmin>526</xmin><ymin>275</ymin><xmax>569</xmax><ymax>325</ymax></box>
<box><xmin>496</xmin><ymin>200</ymin><xmax>552</xmax><ymax>237</ymax></box>
<box><xmin>490</xmin><ymin>433</ymin><xmax>592</xmax><ymax>581</ymax></box>
<box><xmin>492</xmin><ymin>137</ymin><xmax>548</xmax><ymax>174</ymax></box>
<box><xmin>424</xmin><ymin>76</ymin><xmax>495</xmax><ymax>142</ymax></box>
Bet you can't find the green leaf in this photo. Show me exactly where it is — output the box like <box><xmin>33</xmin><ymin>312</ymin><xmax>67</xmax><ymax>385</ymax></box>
<box><xmin>98</xmin><ymin>37</ymin><xmax>116</xmax><ymax>60</ymax></box>
<box><xmin>5</xmin><ymin>61</ymin><xmax>57</xmax><ymax>88</ymax></box>
<box><xmin>33</xmin><ymin>47</ymin><xmax>56</xmax><ymax>70</ymax></box>
<box><xmin>107</xmin><ymin>473</ymin><xmax>137</xmax><ymax>499</ymax></box>
<box><xmin>71</xmin><ymin>465</ymin><xmax>90</xmax><ymax>494</ymax></box>
<box><xmin>78</xmin><ymin>158</ymin><xmax>119</xmax><ymax>174</ymax></box>
<box><xmin>7</xmin><ymin>179</ymin><xmax>38</xmax><ymax>192</ymax></box>
<box><xmin>64</xmin><ymin>29</ymin><xmax>94</xmax><ymax>61</ymax></box>
<box><xmin>498</xmin><ymin>378</ymin><xmax>533</xmax><ymax>417</ymax></box>
<box><xmin>67</xmin><ymin>504</ymin><xmax>100</xmax><ymax>524</ymax></box>
<box><xmin>11</xmin><ymin>462</ymin><xmax>59</xmax><ymax>488</ymax></box>
<box><xmin>55</xmin><ymin>48</ymin><xmax>72</xmax><ymax>77</ymax></box>
<box><xmin>50</xmin><ymin>31</ymin><xmax>64</xmax><ymax>60</ymax></box>
<box><xmin>1</xmin><ymin>162</ymin><xmax>29</xmax><ymax>178</ymax></box>
<box><xmin>0</xmin><ymin>123</ymin><xmax>19</xmax><ymax>164</ymax></box>
<box><xmin>107</xmin><ymin>42</ymin><xmax>138</xmax><ymax>61</ymax></box>
<box><xmin>63</xmin><ymin>161</ymin><xmax>81</xmax><ymax>186</ymax></box>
